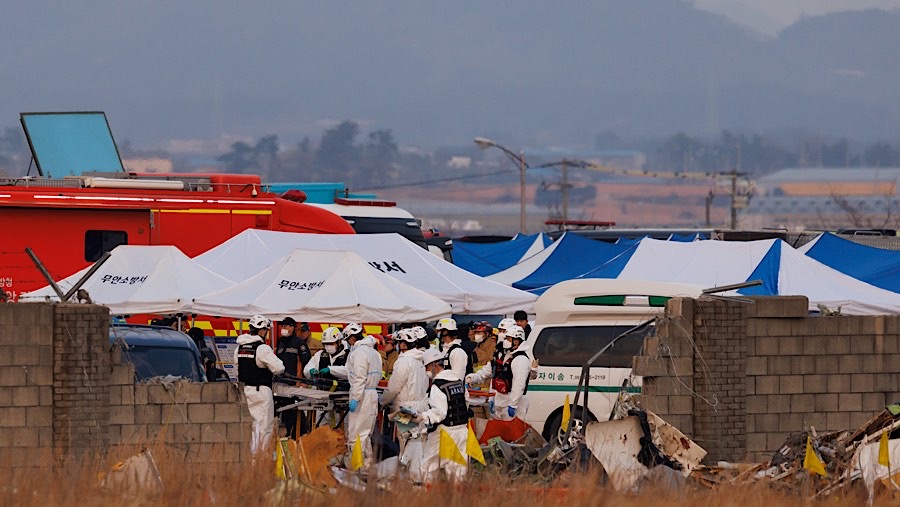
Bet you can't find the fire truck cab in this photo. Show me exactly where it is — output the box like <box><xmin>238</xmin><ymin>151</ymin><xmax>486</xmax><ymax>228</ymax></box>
<box><xmin>0</xmin><ymin>112</ymin><xmax>353</xmax><ymax>300</ymax></box>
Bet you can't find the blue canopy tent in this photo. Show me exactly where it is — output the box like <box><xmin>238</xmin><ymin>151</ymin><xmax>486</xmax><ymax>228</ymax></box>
<box><xmin>799</xmin><ymin>233</ymin><xmax>900</xmax><ymax>293</ymax></box>
<box><xmin>453</xmin><ymin>233</ymin><xmax>551</xmax><ymax>277</ymax></box>
<box><xmin>511</xmin><ymin>233</ymin><xmax>636</xmax><ymax>292</ymax></box>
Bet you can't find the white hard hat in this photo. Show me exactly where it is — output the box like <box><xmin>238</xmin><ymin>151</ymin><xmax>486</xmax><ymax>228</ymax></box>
<box><xmin>342</xmin><ymin>323</ymin><xmax>363</xmax><ymax>338</ymax></box>
<box><xmin>395</xmin><ymin>329</ymin><xmax>417</xmax><ymax>344</ymax></box>
<box><xmin>422</xmin><ymin>348</ymin><xmax>444</xmax><ymax>367</ymax></box>
<box><xmin>321</xmin><ymin>326</ymin><xmax>343</xmax><ymax>344</ymax></box>
<box><xmin>410</xmin><ymin>326</ymin><xmax>427</xmax><ymax>340</ymax></box>
<box><xmin>435</xmin><ymin>318</ymin><xmax>457</xmax><ymax>332</ymax></box>
<box><xmin>507</xmin><ymin>324</ymin><xmax>525</xmax><ymax>342</ymax></box>
<box><xmin>249</xmin><ymin>314</ymin><xmax>271</xmax><ymax>329</ymax></box>
<box><xmin>497</xmin><ymin>318</ymin><xmax>517</xmax><ymax>332</ymax></box>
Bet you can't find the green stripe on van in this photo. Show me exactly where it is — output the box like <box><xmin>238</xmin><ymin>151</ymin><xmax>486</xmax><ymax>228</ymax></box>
<box><xmin>528</xmin><ymin>384</ymin><xmax>642</xmax><ymax>393</ymax></box>
<box><xmin>574</xmin><ymin>295</ymin><xmax>626</xmax><ymax>306</ymax></box>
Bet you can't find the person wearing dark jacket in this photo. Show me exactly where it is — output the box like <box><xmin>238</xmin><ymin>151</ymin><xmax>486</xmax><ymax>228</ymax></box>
<box><xmin>187</xmin><ymin>327</ymin><xmax>220</xmax><ymax>381</ymax></box>
<box><xmin>275</xmin><ymin>317</ymin><xmax>312</xmax><ymax>438</ymax></box>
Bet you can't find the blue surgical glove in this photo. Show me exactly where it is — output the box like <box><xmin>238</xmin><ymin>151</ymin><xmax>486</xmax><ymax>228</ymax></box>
<box><xmin>319</xmin><ymin>367</ymin><xmax>331</xmax><ymax>376</ymax></box>
<box><xmin>349</xmin><ymin>399</ymin><xmax>359</xmax><ymax>412</ymax></box>
<box><xmin>507</xmin><ymin>406</ymin><xmax>516</xmax><ymax>418</ymax></box>
<box><xmin>308</xmin><ymin>368</ymin><xmax>319</xmax><ymax>377</ymax></box>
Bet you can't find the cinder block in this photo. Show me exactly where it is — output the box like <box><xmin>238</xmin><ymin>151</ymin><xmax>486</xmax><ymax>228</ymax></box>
<box><xmin>813</xmin><ymin>356</ymin><xmax>840</xmax><ymax>375</ymax></box>
<box><xmin>862</xmin><ymin>393</ymin><xmax>886</xmax><ymax>411</ymax></box>
<box><xmin>668</xmin><ymin>395</ymin><xmax>692</xmax><ymax>415</ymax></box>
<box><xmin>39</xmin><ymin>386</ymin><xmax>52</xmax><ymax>405</ymax></box>
<box><xmin>135</xmin><ymin>405</ymin><xmax>161</xmax><ymax>424</ymax></box>
<box><xmin>746</xmin><ymin>376</ymin><xmax>756</xmax><ymax>395</ymax></box>
<box><xmin>768</xmin><ymin>356</ymin><xmax>792</xmax><ymax>375</ymax></box>
<box><xmin>134</xmin><ymin>385</ymin><xmax>148</xmax><ymax>405</ymax></box>
<box><xmin>850</xmin><ymin>411</ymin><xmax>875</xmax><ymax>429</ymax></box>
<box><xmin>226</xmin><ymin>422</ymin><xmax>249</xmax><ymax>442</ymax></box>
<box><xmin>883</xmin><ymin>335</ymin><xmax>899</xmax><ymax>354</ymax></box>
<box><xmin>746</xmin><ymin>432</ymin><xmax>768</xmax><ymax>453</ymax></box>
<box><xmin>801</xmin><ymin>412</ymin><xmax>828</xmax><ymax>431</ymax></box>
<box><xmin>826</xmin><ymin>412</ymin><xmax>850</xmax><ymax>431</ymax></box>
<box><xmin>790</xmin><ymin>394</ymin><xmax>814</xmax><ymax>413</ymax></box>
<box><xmin>821</xmin><ymin>335</ymin><xmax>851</xmax><ymax>355</ymax></box>
<box><xmin>838</xmin><ymin>356</ymin><xmax>863</xmax><ymax>374</ymax></box>
<box><xmin>214</xmin><ymin>403</ymin><xmax>242</xmax><ymax>423</ymax></box>
<box><xmin>12</xmin><ymin>427</ymin><xmax>39</xmax><ymax>447</ymax></box>
<box><xmin>767</xmin><ymin>432</ymin><xmax>788</xmax><ymax>451</ymax></box>
<box><xmin>838</xmin><ymin>393</ymin><xmax>862</xmax><ymax>412</ymax></box>
<box><xmin>641</xmin><ymin>395</ymin><xmax>668</xmax><ymax>414</ymax></box>
<box><xmin>118</xmin><ymin>424</ymin><xmax>147</xmax><ymax>445</ymax></box>
<box><xmin>12</xmin><ymin>347</ymin><xmax>41</xmax><ymax>366</ymax></box>
<box><xmin>874</xmin><ymin>371</ymin><xmax>895</xmax><ymax>392</ymax></box>
<box><xmin>671</xmin><ymin>357</ymin><xmax>692</xmax><ymax>376</ymax></box>
<box><xmin>161</xmin><ymin>405</ymin><xmax>189</xmax><ymax>424</ymax></box>
<box><xmin>802</xmin><ymin>375</ymin><xmax>828</xmax><ymax>394</ymax></box>
<box><xmin>766</xmin><ymin>395</ymin><xmax>791</xmax><ymax>413</ymax></box>
<box><xmin>188</xmin><ymin>404</ymin><xmax>215</xmax><ymax>423</ymax></box>
<box><xmin>632</xmin><ymin>356</ymin><xmax>667</xmax><ymax>377</ymax></box>
<box><xmin>850</xmin><ymin>336</ymin><xmax>876</xmax><ymax>355</ymax></box>
<box><xmin>746</xmin><ymin>356</ymin><xmax>767</xmax><ymax>376</ymax></box>
<box><xmin>147</xmin><ymin>385</ymin><xmax>171</xmax><ymax>405</ymax></box>
<box><xmin>109</xmin><ymin>405</ymin><xmax>135</xmax><ymax>425</ymax></box>
<box><xmin>11</xmin><ymin>387</ymin><xmax>39</xmax><ymax>407</ymax></box>
<box><xmin>813</xmin><ymin>393</ymin><xmax>840</xmax><ymax>412</ymax></box>
<box><xmin>850</xmin><ymin>374</ymin><xmax>875</xmax><ymax>393</ymax></box>
<box><xmin>779</xmin><ymin>376</ymin><xmax>804</xmax><ymax>394</ymax></box>
<box><xmin>109</xmin><ymin>365</ymin><xmax>134</xmax><ymax>386</ymax></box>
<box><xmin>0</xmin><ymin>366</ymin><xmax>26</xmax><ymax>386</ymax></box>
<box><xmin>825</xmin><ymin>375</ymin><xmax>850</xmax><ymax>393</ymax></box>
<box><xmin>756</xmin><ymin>376</ymin><xmax>779</xmax><ymax>395</ymax></box>
<box><xmin>746</xmin><ymin>396</ymin><xmax>766</xmax><ymax>414</ymax></box>
<box><xmin>202</xmin><ymin>383</ymin><xmax>230</xmax><ymax>404</ymax></box>
<box><xmin>756</xmin><ymin>336</ymin><xmax>780</xmax><ymax>356</ymax></box>
<box><xmin>779</xmin><ymin>336</ymin><xmax>802</xmax><ymax>355</ymax></box>
<box><xmin>25</xmin><ymin>407</ymin><xmax>52</xmax><ymax>427</ymax></box>
<box><xmin>200</xmin><ymin>424</ymin><xmax>228</xmax><ymax>443</ymax></box>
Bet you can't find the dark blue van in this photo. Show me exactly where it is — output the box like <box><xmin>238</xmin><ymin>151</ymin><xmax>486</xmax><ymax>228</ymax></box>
<box><xmin>109</xmin><ymin>324</ymin><xmax>207</xmax><ymax>382</ymax></box>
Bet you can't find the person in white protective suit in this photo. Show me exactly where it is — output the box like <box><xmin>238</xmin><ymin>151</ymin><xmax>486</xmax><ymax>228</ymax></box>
<box><xmin>304</xmin><ymin>326</ymin><xmax>349</xmax><ymax>381</ymax></box>
<box><xmin>465</xmin><ymin>324</ymin><xmax>531</xmax><ymax>420</ymax></box>
<box><xmin>343</xmin><ymin>323</ymin><xmax>383</xmax><ymax>471</ymax></box>
<box><xmin>379</xmin><ymin>329</ymin><xmax>429</xmax><ymax>481</ymax></box>
<box><xmin>417</xmin><ymin>348</ymin><xmax>470</xmax><ymax>483</ymax></box>
<box><xmin>436</xmin><ymin>317</ymin><xmax>472</xmax><ymax>380</ymax></box>
<box><xmin>234</xmin><ymin>314</ymin><xmax>285</xmax><ymax>455</ymax></box>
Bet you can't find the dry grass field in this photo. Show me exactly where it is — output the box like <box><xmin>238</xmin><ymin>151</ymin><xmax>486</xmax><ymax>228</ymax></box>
<box><xmin>2</xmin><ymin>444</ymin><xmax>896</xmax><ymax>507</ymax></box>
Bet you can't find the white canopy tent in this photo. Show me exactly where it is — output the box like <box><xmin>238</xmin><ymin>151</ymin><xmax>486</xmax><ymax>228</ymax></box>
<box><xmin>20</xmin><ymin>245</ymin><xmax>234</xmax><ymax>315</ymax></box>
<box><xmin>192</xmin><ymin>249</ymin><xmax>452</xmax><ymax>322</ymax></box>
<box><xmin>612</xmin><ymin>238</ymin><xmax>900</xmax><ymax>315</ymax></box>
<box><xmin>193</xmin><ymin>230</ymin><xmax>536</xmax><ymax>315</ymax></box>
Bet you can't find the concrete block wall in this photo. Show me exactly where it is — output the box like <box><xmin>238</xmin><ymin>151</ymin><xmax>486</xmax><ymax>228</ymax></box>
<box><xmin>634</xmin><ymin>295</ymin><xmax>900</xmax><ymax>463</ymax></box>
<box><xmin>0</xmin><ymin>303</ymin><xmax>55</xmax><ymax>466</ymax></box>
<box><xmin>108</xmin><ymin>372</ymin><xmax>251</xmax><ymax>463</ymax></box>
<box><xmin>0</xmin><ymin>303</ymin><xmax>251</xmax><ymax>466</ymax></box>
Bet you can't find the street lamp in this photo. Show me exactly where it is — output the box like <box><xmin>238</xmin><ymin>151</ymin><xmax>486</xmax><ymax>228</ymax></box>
<box><xmin>474</xmin><ymin>137</ymin><xmax>530</xmax><ymax>234</ymax></box>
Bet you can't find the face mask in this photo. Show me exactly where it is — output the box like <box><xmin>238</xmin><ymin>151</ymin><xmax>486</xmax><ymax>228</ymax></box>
<box><xmin>474</xmin><ymin>333</ymin><xmax>485</xmax><ymax>343</ymax></box>
<box><xmin>500</xmin><ymin>339</ymin><xmax>511</xmax><ymax>349</ymax></box>
<box><xmin>426</xmin><ymin>370</ymin><xmax>434</xmax><ymax>380</ymax></box>
<box><xmin>280</xmin><ymin>329</ymin><xmax>290</xmax><ymax>337</ymax></box>
<box><xmin>324</xmin><ymin>344</ymin><xmax>337</xmax><ymax>355</ymax></box>
<box><xmin>497</xmin><ymin>332</ymin><xmax>507</xmax><ymax>341</ymax></box>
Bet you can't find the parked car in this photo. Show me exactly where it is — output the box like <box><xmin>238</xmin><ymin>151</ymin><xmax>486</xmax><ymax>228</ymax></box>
<box><xmin>109</xmin><ymin>324</ymin><xmax>207</xmax><ymax>382</ymax></box>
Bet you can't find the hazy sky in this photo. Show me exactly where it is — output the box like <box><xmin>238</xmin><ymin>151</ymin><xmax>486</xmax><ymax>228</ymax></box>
<box><xmin>695</xmin><ymin>0</ymin><xmax>900</xmax><ymax>33</ymax></box>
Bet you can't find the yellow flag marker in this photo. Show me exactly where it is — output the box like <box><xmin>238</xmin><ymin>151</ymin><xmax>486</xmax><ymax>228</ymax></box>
<box><xmin>439</xmin><ymin>427</ymin><xmax>466</xmax><ymax>466</ymax></box>
<box><xmin>467</xmin><ymin>424</ymin><xmax>485</xmax><ymax>465</ymax></box>
<box><xmin>878</xmin><ymin>429</ymin><xmax>891</xmax><ymax>468</ymax></box>
<box><xmin>350</xmin><ymin>435</ymin><xmax>364</xmax><ymax>471</ymax></box>
<box><xmin>803</xmin><ymin>435</ymin><xmax>827</xmax><ymax>477</ymax></box>
<box><xmin>561</xmin><ymin>395</ymin><xmax>571</xmax><ymax>431</ymax></box>
<box><xmin>274</xmin><ymin>440</ymin><xmax>286</xmax><ymax>480</ymax></box>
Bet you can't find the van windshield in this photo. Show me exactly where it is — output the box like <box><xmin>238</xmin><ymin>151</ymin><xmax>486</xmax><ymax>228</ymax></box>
<box><xmin>532</xmin><ymin>325</ymin><xmax>652</xmax><ymax>368</ymax></box>
<box><xmin>344</xmin><ymin>216</ymin><xmax>427</xmax><ymax>248</ymax></box>
<box><xmin>120</xmin><ymin>346</ymin><xmax>203</xmax><ymax>382</ymax></box>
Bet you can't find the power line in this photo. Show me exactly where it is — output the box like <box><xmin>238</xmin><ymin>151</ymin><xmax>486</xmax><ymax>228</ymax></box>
<box><xmin>357</xmin><ymin>168</ymin><xmax>519</xmax><ymax>191</ymax></box>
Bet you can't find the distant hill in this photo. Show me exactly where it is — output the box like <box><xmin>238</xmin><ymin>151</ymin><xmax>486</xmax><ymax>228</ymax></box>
<box><xmin>0</xmin><ymin>1</ymin><xmax>896</xmax><ymax>148</ymax></box>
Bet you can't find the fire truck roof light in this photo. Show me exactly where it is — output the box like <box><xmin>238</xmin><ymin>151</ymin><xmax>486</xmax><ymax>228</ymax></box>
<box><xmin>333</xmin><ymin>197</ymin><xmax>396</xmax><ymax>207</ymax></box>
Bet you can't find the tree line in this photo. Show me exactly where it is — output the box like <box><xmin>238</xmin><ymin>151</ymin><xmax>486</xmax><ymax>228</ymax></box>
<box><xmin>0</xmin><ymin>122</ymin><xmax>898</xmax><ymax>186</ymax></box>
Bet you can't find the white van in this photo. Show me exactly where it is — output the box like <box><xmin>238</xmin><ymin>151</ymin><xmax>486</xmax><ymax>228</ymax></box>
<box><xmin>523</xmin><ymin>279</ymin><xmax>703</xmax><ymax>442</ymax></box>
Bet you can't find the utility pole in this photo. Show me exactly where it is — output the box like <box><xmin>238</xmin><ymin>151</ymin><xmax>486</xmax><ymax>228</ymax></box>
<box><xmin>519</xmin><ymin>151</ymin><xmax>527</xmax><ymax>234</ymax></box>
<box><xmin>730</xmin><ymin>171</ymin><xmax>738</xmax><ymax>230</ymax></box>
<box><xmin>561</xmin><ymin>159</ymin><xmax>569</xmax><ymax>227</ymax></box>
